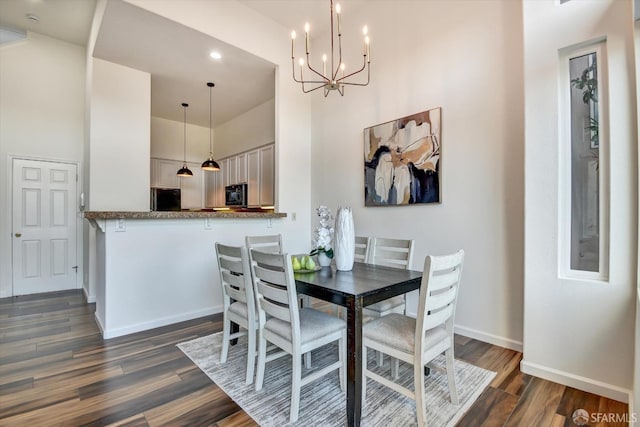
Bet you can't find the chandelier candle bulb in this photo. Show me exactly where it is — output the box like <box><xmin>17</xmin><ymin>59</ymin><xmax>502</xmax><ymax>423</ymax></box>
<box><xmin>291</xmin><ymin>30</ymin><xmax>296</xmax><ymax>58</ymax></box>
<box><xmin>336</xmin><ymin>3</ymin><xmax>341</xmax><ymax>34</ymax></box>
<box><xmin>304</xmin><ymin>22</ymin><xmax>309</xmax><ymax>53</ymax></box>
<box><xmin>322</xmin><ymin>54</ymin><xmax>327</xmax><ymax>76</ymax></box>
<box><xmin>366</xmin><ymin>36</ymin><xmax>370</xmax><ymax>61</ymax></box>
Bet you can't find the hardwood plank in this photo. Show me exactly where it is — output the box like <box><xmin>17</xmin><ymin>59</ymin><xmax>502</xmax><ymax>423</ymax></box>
<box><xmin>456</xmin><ymin>386</ymin><xmax>518</xmax><ymax>427</ymax></box>
<box><xmin>504</xmin><ymin>376</ymin><xmax>565</xmax><ymax>426</ymax></box>
<box><xmin>145</xmin><ymin>385</ymin><xmax>239</xmax><ymax>426</ymax></box>
<box><xmin>215</xmin><ymin>411</ymin><xmax>258</xmax><ymax>427</ymax></box>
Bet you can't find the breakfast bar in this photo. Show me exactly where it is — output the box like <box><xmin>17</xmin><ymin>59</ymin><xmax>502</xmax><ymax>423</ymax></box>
<box><xmin>85</xmin><ymin>210</ymin><xmax>286</xmax><ymax>339</ymax></box>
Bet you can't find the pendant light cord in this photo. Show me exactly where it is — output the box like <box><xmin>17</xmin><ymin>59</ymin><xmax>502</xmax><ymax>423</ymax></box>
<box><xmin>183</xmin><ymin>104</ymin><xmax>187</xmax><ymax>163</ymax></box>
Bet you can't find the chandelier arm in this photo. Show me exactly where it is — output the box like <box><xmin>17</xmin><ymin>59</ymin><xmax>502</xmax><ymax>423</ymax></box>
<box><xmin>332</xmin><ymin>35</ymin><xmax>344</xmax><ymax>81</ymax></box>
<box><xmin>340</xmin><ymin>66</ymin><xmax>371</xmax><ymax>86</ymax></box>
<box><xmin>292</xmin><ymin>60</ymin><xmax>326</xmax><ymax>84</ymax></box>
<box><xmin>302</xmin><ymin>82</ymin><xmax>331</xmax><ymax>93</ymax></box>
<box><xmin>306</xmin><ymin>56</ymin><xmax>329</xmax><ymax>81</ymax></box>
<box><xmin>336</xmin><ymin>61</ymin><xmax>367</xmax><ymax>82</ymax></box>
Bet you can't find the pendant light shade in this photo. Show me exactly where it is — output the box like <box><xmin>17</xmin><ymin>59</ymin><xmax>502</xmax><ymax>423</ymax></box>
<box><xmin>177</xmin><ymin>102</ymin><xmax>193</xmax><ymax>177</ymax></box>
<box><xmin>201</xmin><ymin>82</ymin><xmax>220</xmax><ymax>171</ymax></box>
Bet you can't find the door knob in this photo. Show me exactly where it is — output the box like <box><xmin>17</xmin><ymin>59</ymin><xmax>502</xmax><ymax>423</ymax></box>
<box><xmin>14</xmin><ymin>233</ymin><xmax>21</xmax><ymax>237</ymax></box>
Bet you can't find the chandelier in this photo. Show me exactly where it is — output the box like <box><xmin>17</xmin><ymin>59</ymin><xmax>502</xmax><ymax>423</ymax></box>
<box><xmin>290</xmin><ymin>0</ymin><xmax>370</xmax><ymax>96</ymax></box>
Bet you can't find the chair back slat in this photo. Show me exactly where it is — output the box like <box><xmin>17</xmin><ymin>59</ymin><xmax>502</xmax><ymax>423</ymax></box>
<box><xmin>428</xmin><ymin>269</ymin><xmax>461</xmax><ymax>292</ymax></box>
<box><xmin>215</xmin><ymin>243</ymin><xmax>255</xmax><ymax>315</ymax></box>
<box><xmin>354</xmin><ymin>236</ymin><xmax>370</xmax><ymax>263</ymax></box>
<box><xmin>249</xmin><ymin>248</ymin><xmax>301</xmax><ymax>344</ymax></box>
<box><xmin>219</xmin><ymin>256</ymin><xmax>244</xmax><ymax>275</ymax></box>
<box><xmin>415</xmin><ymin>250</ymin><xmax>464</xmax><ymax>355</ymax></box>
<box><xmin>369</xmin><ymin>237</ymin><xmax>414</xmax><ymax>270</ymax></box>
<box><xmin>254</xmin><ymin>264</ymin><xmax>288</xmax><ymax>287</ymax></box>
<box><xmin>260</xmin><ymin>297</ymin><xmax>292</xmax><ymax>322</ymax></box>
<box><xmin>221</xmin><ymin>269</ymin><xmax>245</xmax><ymax>288</ymax></box>
<box><xmin>257</xmin><ymin>279</ymin><xmax>289</xmax><ymax>305</ymax></box>
<box><xmin>425</xmin><ymin>285</ymin><xmax>457</xmax><ymax>313</ymax></box>
<box><xmin>246</xmin><ymin>234</ymin><xmax>283</xmax><ymax>254</ymax></box>
<box><xmin>423</xmin><ymin>304</ymin><xmax>454</xmax><ymax>331</ymax></box>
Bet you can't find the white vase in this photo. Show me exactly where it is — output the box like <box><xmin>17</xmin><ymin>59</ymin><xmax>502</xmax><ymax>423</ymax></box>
<box><xmin>317</xmin><ymin>252</ymin><xmax>332</xmax><ymax>267</ymax></box>
<box><xmin>334</xmin><ymin>207</ymin><xmax>355</xmax><ymax>271</ymax></box>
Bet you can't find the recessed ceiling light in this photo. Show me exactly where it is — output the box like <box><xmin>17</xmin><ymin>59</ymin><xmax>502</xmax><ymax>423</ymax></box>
<box><xmin>209</xmin><ymin>51</ymin><xmax>222</xmax><ymax>60</ymax></box>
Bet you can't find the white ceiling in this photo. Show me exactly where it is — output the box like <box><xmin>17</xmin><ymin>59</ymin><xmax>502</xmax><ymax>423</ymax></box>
<box><xmin>0</xmin><ymin>0</ymin><xmax>366</xmax><ymax>127</ymax></box>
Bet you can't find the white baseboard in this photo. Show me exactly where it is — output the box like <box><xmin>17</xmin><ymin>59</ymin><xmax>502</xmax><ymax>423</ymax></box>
<box><xmin>82</xmin><ymin>286</ymin><xmax>95</xmax><ymax>303</ymax></box>
<box><xmin>454</xmin><ymin>324</ymin><xmax>523</xmax><ymax>352</ymax></box>
<box><xmin>520</xmin><ymin>360</ymin><xmax>631</xmax><ymax>403</ymax></box>
<box><xmin>101</xmin><ymin>305</ymin><xmax>223</xmax><ymax>339</ymax></box>
<box><xmin>94</xmin><ymin>312</ymin><xmax>105</xmax><ymax>336</ymax></box>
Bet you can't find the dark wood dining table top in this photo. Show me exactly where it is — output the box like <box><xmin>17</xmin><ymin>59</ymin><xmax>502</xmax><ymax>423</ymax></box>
<box><xmin>294</xmin><ymin>261</ymin><xmax>423</xmax><ymax>307</ymax></box>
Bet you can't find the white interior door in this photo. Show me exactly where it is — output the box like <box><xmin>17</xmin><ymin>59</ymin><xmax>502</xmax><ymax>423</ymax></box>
<box><xmin>12</xmin><ymin>159</ymin><xmax>78</xmax><ymax>295</ymax></box>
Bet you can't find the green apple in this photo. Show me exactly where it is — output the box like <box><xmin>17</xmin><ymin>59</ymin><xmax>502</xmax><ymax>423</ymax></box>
<box><xmin>292</xmin><ymin>256</ymin><xmax>302</xmax><ymax>270</ymax></box>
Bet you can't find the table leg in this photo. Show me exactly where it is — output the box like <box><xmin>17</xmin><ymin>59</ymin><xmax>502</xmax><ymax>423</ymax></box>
<box><xmin>346</xmin><ymin>297</ymin><xmax>363</xmax><ymax>427</ymax></box>
<box><xmin>230</xmin><ymin>321</ymin><xmax>239</xmax><ymax>345</ymax></box>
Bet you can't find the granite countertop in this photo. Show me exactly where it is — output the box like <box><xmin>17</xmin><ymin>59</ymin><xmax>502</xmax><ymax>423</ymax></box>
<box><xmin>84</xmin><ymin>210</ymin><xmax>287</xmax><ymax>220</ymax></box>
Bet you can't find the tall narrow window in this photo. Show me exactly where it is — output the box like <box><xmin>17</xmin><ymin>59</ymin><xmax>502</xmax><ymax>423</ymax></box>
<box><xmin>569</xmin><ymin>52</ymin><xmax>599</xmax><ymax>272</ymax></box>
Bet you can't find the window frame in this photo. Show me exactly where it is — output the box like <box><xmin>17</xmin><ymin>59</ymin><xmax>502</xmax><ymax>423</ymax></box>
<box><xmin>558</xmin><ymin>41</ymin><xmax>609</xmax><ymax>282</ymax></box>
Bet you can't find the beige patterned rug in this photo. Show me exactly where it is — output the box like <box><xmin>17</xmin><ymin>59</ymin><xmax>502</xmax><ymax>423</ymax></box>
<box><xmin>178</xmin><ymin>332</ymin><xmax>494</xmax><ymax>426</ymax></box>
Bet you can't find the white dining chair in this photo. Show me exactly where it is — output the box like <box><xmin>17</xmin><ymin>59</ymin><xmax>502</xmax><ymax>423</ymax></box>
<box><xmin>245</xmin><ymin>233</ymin><xmax>313</xmax><ymax>367</ymax></box>
<box><xmin>215</xmin><ymin>243</ymin><xmax>258</xmax><ymax>384</ymax></box>
<box><xmin>245</xmin><ymin>234</ymin><xmax>283</xmax><ymax>254</ymax></box>
<box><xmin>354</xmin><ymin>236</ymin><xmax>371</xmax><ymax>263</ymax></box>
<box><xmin>249</xmin><ymin>248</ymin><xmax>346</xmax><ymax>423</ymax></box>
<box><xmin>362</xmin><ymin>250</ymin><xmax>464</xmax><ymax>427</ymax></box>
<box><xmin>364</xmin><ymin>237</ymin><xmax>414</xmax><ymax>365</ymax></box>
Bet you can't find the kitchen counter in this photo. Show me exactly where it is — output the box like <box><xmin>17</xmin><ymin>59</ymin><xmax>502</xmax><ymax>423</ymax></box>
<box><xmin>84</xmin><ymin>210</ymin><xmax>287</xmax><ymax>220</ymax></box>
<box><xmin>85</xmin><ymin>209</ymin><xmax>289</xmax><ymax>339</ymax></box>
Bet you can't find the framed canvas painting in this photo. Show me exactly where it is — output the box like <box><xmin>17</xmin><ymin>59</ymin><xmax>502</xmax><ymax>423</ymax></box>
<box><xmin>364</xmin><ymin>107</ymin><xmax>441</xmax><ymax>206</ymax></box>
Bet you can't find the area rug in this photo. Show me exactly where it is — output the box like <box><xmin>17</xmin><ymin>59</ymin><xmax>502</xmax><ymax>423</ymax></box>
<box><xmin>177</xmin><ymin>332</ymin><xmax>495</xmax><ymax>427</ymax></box>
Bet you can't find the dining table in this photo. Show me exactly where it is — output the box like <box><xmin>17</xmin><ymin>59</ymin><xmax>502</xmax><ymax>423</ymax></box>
<box><xmin>294</xmin><ymin>261</ymin><xmax>423</xmax><ymax>427</ymax></box>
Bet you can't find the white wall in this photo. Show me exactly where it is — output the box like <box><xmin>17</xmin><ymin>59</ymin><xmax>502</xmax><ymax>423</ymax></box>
<box><xmin>213</xmin><ymin>98</ymin><xmax>275</xmax><ymax>159</ymax></box>
<box><xmin>125</xmin><ymin>0</ymin><xmax>312</xmax><ymax>253</ymax></box>
<box><xmin>523</xmin><ymin>0</ymin><xmax>636</xmax><ymax>401</ymax></box>
<box><xmin>89</xmin><ymin>58</ymin><xmax>150</xmax><ymax>211</ymax></box>
<box><xmin>0</xmin><ymin>32</ymin><xmax>86</xmax><ymax>297</ymax></box>
<box><xmin>309</xmin><ymin>0</ymin><xmax>525</xmax><ymax>350</ymax></box>
<box><xmin>150</xmin><ymin>116</ymin><xmax>209</xmax><ymax>162</ymax></box>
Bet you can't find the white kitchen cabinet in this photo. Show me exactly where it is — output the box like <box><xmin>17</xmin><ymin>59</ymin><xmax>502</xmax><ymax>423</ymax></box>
<box><xmin>227</xmin><ymin>156</ymin><xmax>237</xmax><ymax>185</ymax></box>
<box><xmin>204</xmin><ymin>167</ymin><xmax>224</xmax><ymax>208</ymax></box>
<box><xmin>259</xmin><ymin>145</ymin><xmax>275</xmax><ymax>206</ymax></box>
<box><xmin>237</xmin><ymin>152</ymin><xmax>247</xmax><ymax>184</ymax></box>
<box><xmin>247</xmin><ymin>149</ymin><xmax>260</xmax><ymax>207</ymax></box>
<box><xmin>151</xmin><ymin>158</ymin><xmax>181</xmax><ymax>189</ymax></box>
<box><xmin>180</xmin><ymin>162</ymin><xmax>203</xmax><ymax>209</ymax></box>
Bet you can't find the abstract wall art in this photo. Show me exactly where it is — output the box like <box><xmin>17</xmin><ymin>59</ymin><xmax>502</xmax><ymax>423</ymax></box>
<box><xmin>364</xmin><ymin>107</ymin><xmax>441</xmax><ymax>206</ymax></box>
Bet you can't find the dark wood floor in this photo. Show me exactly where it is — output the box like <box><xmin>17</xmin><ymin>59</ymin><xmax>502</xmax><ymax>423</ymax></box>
<box><xmin>0</xmin><ymin>290</ymin><xmax>629</xmax><ymax>426</ymax></box>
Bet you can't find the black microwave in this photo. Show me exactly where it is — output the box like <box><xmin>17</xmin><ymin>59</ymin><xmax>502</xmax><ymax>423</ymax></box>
<box><xmin>151</xmin><ymin>188</ymin><xmax>181</xmax><ymax>211</ymax></box>
<box><xmin>225</xmin><ymin>183</ymin><xmax>247</xmax><ymax>207</ymax></box>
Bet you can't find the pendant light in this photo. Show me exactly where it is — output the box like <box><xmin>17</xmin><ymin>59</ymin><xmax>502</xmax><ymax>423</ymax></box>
<box><xmin>177</xmin><ymin>102</ymin><xmax>193</xmax><ymax>177</ymax></box>
<box><xmin>201</xmin><ymin>82</ymin><xmax>220</xmax><ymax>171</ymax></box>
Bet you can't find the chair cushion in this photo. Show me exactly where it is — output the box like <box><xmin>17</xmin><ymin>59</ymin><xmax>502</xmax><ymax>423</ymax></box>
<box><xmin>265</xmin><ymin>308</ymin><xmax>346</xmax><ymax>345</ymax></box>
<box><xmin>363</xmin><ymin>313</ymin><xmax>448</xmax><ymax>355</ymax></box>
<box><xmin>365</xmin><ymin>295</ymin><xmax>405</xmax><ymax>313</ymax></box>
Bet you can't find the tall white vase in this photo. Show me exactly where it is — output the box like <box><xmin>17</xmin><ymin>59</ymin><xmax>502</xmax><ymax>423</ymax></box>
<box><xmin>334</xmin><ymin>207</ymin><xmax>355</xmax><ymax>271</ymax></box>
